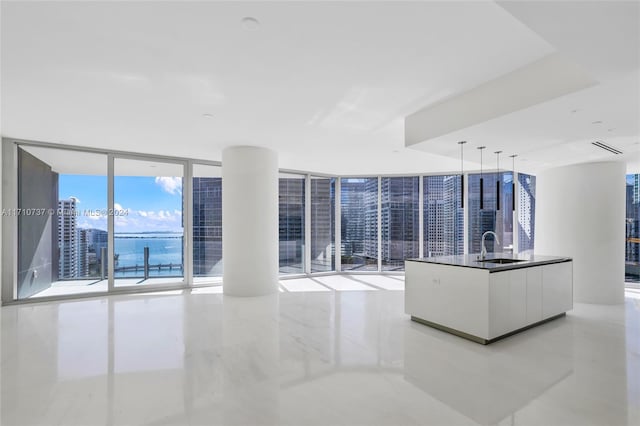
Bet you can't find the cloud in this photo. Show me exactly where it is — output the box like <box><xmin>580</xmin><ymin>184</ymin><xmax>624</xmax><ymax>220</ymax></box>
<box><xmin>155</xmin><ymin>177</ymin><xmax>182</xmax><ymax>195</ymax></box>
<box><xmin>113</xmin><ymin>205</ymin><xmax>183</xmax><ymax>233</ymax></box>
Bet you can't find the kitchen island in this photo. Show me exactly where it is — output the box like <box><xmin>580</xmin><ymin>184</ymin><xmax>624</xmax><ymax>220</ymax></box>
<box><xmin>405</xmin><ymin>254</ymin><xmax>573</xmax><ymax>344</ymax></box>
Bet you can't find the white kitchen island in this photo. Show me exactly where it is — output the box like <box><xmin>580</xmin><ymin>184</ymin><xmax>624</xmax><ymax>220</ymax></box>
<box><xmin>405</xmin><ymin>254</ymin><xmax>573</xmax><ymax>344</ymax></box>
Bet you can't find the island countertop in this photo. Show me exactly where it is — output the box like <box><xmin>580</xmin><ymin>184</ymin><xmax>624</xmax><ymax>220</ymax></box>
<box><xmin>406</xmin><ymin>254</ymin><xmax>572</xmax><ymax>273</ymax></box>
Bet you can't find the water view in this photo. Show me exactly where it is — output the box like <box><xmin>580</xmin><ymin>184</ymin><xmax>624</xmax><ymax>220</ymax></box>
<box><xmin>114</xmin><ymin>232</ymin><xmax>184</xmax><ymax>277</ymax></box>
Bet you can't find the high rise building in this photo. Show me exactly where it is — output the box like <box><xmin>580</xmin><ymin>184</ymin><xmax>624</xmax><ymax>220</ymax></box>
<box><xmin>380</xmin><ymin>177</ymin><xmax>419</xmax><ymax>268</ymax></box>
<box><xmin>85</xmin><ymin>228</ymin><xmax>108</xmax><ymax>261</ymax></box>
<box><xmin>518</xmin><ymin>173</ymin><xmax>536</xmax><ymax>254</ymax></box>
<box><xmin>626</xmin><ymin>178</ymin><xmax>639</xmax><ymax>266</ymax></box>
<box><xmin>279</xmin><ymin>177</ymin><xmax>305</xmax><ymax>272</ymax></box>
<box><xmin>84</xmin><ymin>228</ymin><xmax>108</xmax><ymax>276</ymax></box>
<box><xmin>340</xmin><ymin>179</ymin><xmax>367</xmax><ymax>257</ymax></box>
<box><xmin>363</xmin><ymin>178</ymin><xmax>379</xmax><ymax>260</ymax></box>
<box><xmin>58</xmin><ymin>198</ymin><xmax>78</xmax><ymax>279</ymax></box>
<box><xmin>634</xmin><ymin>174</ymin><xmax>640</xmax><ymax>204</ymax></box>
<box><xmin>192</xmin><ymin>177</ymin><xmax>223</xmax><ymax>276</ymax></box>
<box><xmin>75</xmin><ymin>228</ymin><xmax>89</xmax><ymax>277</ymax></box>
<box><xmin>424</xmin><ymin>175</ymin><xmax>463</xmax><ymax>257</ymax></box>
<box><xmin>444</xmin><ymin>175</ymin><xmax>464</xmax><ymax>255</ymax></box>
<box><xmin>310</xmin><ymin>178</ymin><xmax>335</xmax><ymax>272</ymax></box>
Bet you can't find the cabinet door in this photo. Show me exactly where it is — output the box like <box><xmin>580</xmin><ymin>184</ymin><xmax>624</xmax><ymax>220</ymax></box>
<box><xmin>542</xmin><ymin>262</ymin><xmax>573</xmax><ymax>318</ymax></box>
<box><xmin>490</xmin><ymin>269</ymin><xmax>529</xmax><ymax>338</ymax></box>
<box><xmin>526</xmin><ymin>266</ymin><xmax>543</xmax><ymax>323</ymax></box>
<box><xmin>509</xmin><ymin>268</ymin><xmax>527</xmax><ymax>330</ymax></box>
<box><xmin>489</xmin><ymin>272</ymin><xmax>510</xmax><ymax>338</ymax></box>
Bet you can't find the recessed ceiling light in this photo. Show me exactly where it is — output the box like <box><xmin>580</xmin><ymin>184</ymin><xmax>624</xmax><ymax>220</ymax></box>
<box><xmin>392</xmin><ymin>150</ymin><xmax>399</xmax><ymax>153</ymax></box>
<box><xmin>592</xmin><ymin>120</ymin><xmax>603</xmax><ymax>124</ymax></box>
<box><xmin>202</xmin><ymin>113</ymin><xmax>214</xmax><ymax>119</ymax></box>
<box><xmin>608</xmin><ymin>128</ymin><xmax>615</xmax><ymax>132</ymax></box>
<box><xmin>241</xmin><ymin>17</ymin><xmax>260</xmax><ymax>31</ymax></box>
<box><xmin>571</xmin><ymin>109</ymin><xmax>579</xmax><ymax>113</ymax></box>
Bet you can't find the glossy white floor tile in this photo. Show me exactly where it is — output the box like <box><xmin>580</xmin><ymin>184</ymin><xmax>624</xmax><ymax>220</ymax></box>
<box><xmin>1</xmin><ymin>277</ymin><xmax>638</xmax><ymax>426</ymax></box>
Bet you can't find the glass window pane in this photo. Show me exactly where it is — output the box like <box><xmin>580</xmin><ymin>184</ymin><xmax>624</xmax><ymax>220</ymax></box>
<box><xmin>423</xmin><ymin>175</ymin><xmax>464</xmax><ymax>257</ymax></box>
<box><xmin>114</xmin><ymin>159</ymin><xmax>184</xmax><ymax>287</ymax></box>
<box><xmin>17</xmin><ymin>146</ymin><xmax>108</xmax><ymax>299</ymax></box>
<box><xmin>193</xmin><ymin>164</ymin><xmax>222</xmax><ymax>283</ymax></box>
<box><xmin>279</xmin><ymin>175</ymin><xmax>305</xmax><ymax>274</ymax></box>
<box><xmin>518</xmin><ymin>173</ymin><xmax>536</xmax><ymax>256</ymax></box>
<box><xmin>626</xmin><ymin>174</ymin><xmax>639</xmax><ymax>283</ymax></box>
<box><xmin>381</xmin><ymin>177</ymin><xmax>419</xmax><ymax>271</ymax></box>
<box><xmin>310</xmin><ymin>177</ymin><xmax>335</xmax><ymax>273</ymax></box>
<box><xmin>340</xmin><ymin>177</ymin><xmax>378</xmax><ymax>271</ymax></box>
<box><xmin>468</xmin><ymin>172</ymin><xmax>514</xmax><ymax>255</ymax></box>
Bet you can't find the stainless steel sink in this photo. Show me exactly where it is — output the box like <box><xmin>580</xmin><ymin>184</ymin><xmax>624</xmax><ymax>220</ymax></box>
<box><xmin>481</xmin><ymin>258</ymin><xmax>526</xmax><ymax>264</ymax></box>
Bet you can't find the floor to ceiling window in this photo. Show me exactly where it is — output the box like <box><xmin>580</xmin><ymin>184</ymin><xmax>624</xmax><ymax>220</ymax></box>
<box><xmin>340</xmin><ymin>178</ymin><xmax>378</xmax><ymax>271</ymax></box>
<box><xmin>626</xmin><ymin>174</ymin><xmax>639</xmax><ymax>283</ymax></box>
<box><xmin>16</xmin><ymin>146</ymin><xmax>109</xmax><ymax>298</ymax></box>
<box><xmin>310</xmin><ymin>177</ymin><xmax>335</xmax><ymax>272</ymax></box>
<box><xmin>279</xmin><ymin>174</ymin><xmax>306</xmax><ymax>274</ymax></box>
<box><xmin>381</xmin><ymin>177</ymin><xmax>419</xmax><ymax>271</ymax></box>
<box><xmin>113</xmin><ymin>158</ymin><xmax>185</xmax><ymax>287</ymax></box>
<box><xmin>9</xmin><ymin>139</ymin><xmax>541</xmax><ymax>301</ymax></box>
<box><xmin>423</xmin><ymin>175</ymin><xmax>464</xmax><ymax>257</ymax></box>
<box><xmin>468</xmin><ymin>172</ymin><xmax>514</xmax><ymax>255</ymax></box>
<box><xmin>192</xmin><ymin>164</ymin><xmax>223</xmax><ymax>283</ymax></box>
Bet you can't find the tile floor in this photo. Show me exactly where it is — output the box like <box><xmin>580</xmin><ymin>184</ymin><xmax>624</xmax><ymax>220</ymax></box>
<box><xmin>1</xmin><ymin>276</ymin><xmax>638</xmax><ymax>425</ymax></box>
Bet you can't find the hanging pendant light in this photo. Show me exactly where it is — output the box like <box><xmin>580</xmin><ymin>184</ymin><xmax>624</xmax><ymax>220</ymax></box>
<box><xmin>478</xmin><ymin>146</ymin><xmax>486</xmax><ymax>209</ymax></box>
<box><xmin>510</xmin><ymin>154</ymin><xmax>518</xmax><ymax>211</ymax></box>
<box><xmin>495</xmin><ymin>151</ymin><xmax>502</xmax><ymax>211</ymax></box>
<box><xmin>458</xmin><ymin>141</ymin><xmax>467</xmax><ymax>208</ymax></box>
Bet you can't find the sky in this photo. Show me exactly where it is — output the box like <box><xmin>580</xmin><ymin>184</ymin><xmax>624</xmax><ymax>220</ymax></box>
<box><xmin>58</xmin><ymin>175</ymin><xmax>183</xmax><ymax>233</ymax></box>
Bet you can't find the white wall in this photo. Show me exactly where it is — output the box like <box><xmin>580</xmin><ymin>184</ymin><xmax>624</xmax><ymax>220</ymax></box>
<box><xmin>535</xmin><ymin>161</ymin><xmax>625</xmax><ymax>304</ymax></box>
<box><xmin>222</xmin><ymin>146</ymin><xmax>279</xmax><ymax>296</ymax></box>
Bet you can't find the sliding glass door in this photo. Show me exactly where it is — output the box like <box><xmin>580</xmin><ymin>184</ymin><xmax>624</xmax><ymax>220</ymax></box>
<box><xmin>113</xmin><ymin>157</ymin><xmax>185</xmax><ymax>288</ymax></box>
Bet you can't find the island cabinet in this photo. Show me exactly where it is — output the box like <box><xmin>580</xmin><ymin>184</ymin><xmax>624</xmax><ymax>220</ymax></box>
<box><xmin>405</xmin><ymin>255</ymin><xmax>573</xmax><ymax>344</ymax></box>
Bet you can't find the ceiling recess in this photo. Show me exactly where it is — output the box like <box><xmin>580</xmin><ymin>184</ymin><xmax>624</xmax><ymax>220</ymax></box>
<box><xmin>592</xmin><ymin>141</ymin><xmax>623</xmax><ymax>155</ymax></box>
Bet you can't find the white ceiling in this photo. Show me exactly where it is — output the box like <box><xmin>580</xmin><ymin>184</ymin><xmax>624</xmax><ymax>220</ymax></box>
<box><xmin>1</xmin><ymin>1</ymin><xmax>638</xmax><ymax>176</ymax></box>
<box><xmin>408</xmin><ymin>0</ymin><xmax>640</xmax><ymax>174</ymax></box>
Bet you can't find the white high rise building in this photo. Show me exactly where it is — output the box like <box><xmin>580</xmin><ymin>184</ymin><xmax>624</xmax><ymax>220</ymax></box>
<box><xmin>57</xmin><ymin>198</ymin><xmax>78</xmax><ymax>279</ymax></box>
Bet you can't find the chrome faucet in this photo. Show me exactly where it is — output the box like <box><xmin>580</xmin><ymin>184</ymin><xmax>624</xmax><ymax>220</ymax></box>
<box><xmin>480</xmin><ymin>231</ymin><xmax>499</xmax><ymax>261</ymax></box>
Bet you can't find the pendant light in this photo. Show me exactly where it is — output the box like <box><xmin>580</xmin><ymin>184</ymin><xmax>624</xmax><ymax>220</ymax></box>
<box><xmin>458</xmin><ymin>141</ymin><xmax>467</xmax><ymax>208</ymax></box>
<box><xmin>478</xmin><ymin>146</ymin><xmax>486</xmax><ymax>209</ymax></box>
<box><xmin>495</xmin><ymin>151</ymin><xmax>502</xmax><ymax>211</ymax></box>
<box><xmin>510</xmin><ymin>154</ymin><xmax>518</xmax><ymax>211</ymax></box>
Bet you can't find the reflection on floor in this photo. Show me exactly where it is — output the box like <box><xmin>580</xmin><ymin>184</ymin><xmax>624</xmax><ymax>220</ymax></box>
<box><xmin>29</xmin><ymin>274</ymin><xmax>400</xmax><ymax>298</ymax></box>
<box><xmin>280</xmin><ymin>274</ymin><xmax>404</xmax><ymax>292</ymax></box>
<box><xmin>30</xmin><ymin>277</ymin><xmax>187</xmax><ymax>298</ymax></box>
<box><xmin>3</xmin><ymin>279</ymin><xmax>637</xmax><ymax>425</ymax></box>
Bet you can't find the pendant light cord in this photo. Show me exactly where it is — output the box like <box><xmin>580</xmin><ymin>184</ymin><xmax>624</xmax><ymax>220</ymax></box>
<box><xmin>458</xmin><ymin>141</ymin><xmax>466</xmax><ymax>209</ymax></box>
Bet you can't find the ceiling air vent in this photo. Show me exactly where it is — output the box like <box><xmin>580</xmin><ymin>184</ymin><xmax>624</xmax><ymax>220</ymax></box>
<box><xmin>592</xmin><ymin>141</ymin><xmax>623</xmax><ymax>155</ymax></box>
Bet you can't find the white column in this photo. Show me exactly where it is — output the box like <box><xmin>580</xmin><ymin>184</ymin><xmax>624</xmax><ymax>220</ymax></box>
<box><xmin>535</xmin><ymin>161</ymin><xmax>625</xmax><ymax>304</ymax></box>
<box><xmin>222</xmin><ymin>146</ymin><xmax>278</xmax><ymax>296</ymax></box>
